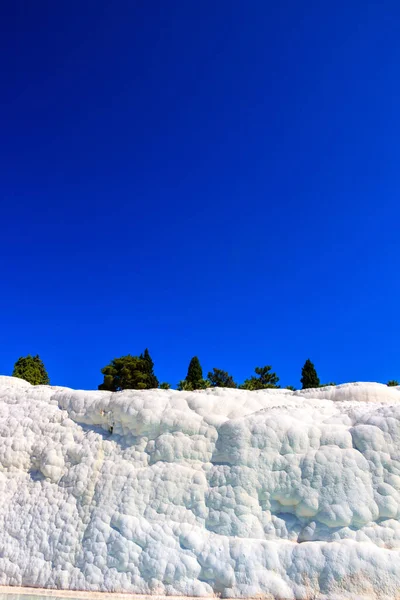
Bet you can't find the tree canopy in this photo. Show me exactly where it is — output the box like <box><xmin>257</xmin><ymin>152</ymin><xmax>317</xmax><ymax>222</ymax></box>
<box><xmin>207</xmin><ymin>368</ymin><xmax>237</xmax><ymax>388</ymax></box>
<box><xmin>159</xmin><ymin>382</ymin><xmax>171</xmax><ymax>389</ymax></box>
<box><xmin>300</xmin><ymin>359</ymin><xmax>320</xmax><ymax>389</ymax></box>
<box><xmin>177</xmin><ymin>378</ymin><xmax>210</xmax><ymax>391</ymax></box>
<box><xmin>140</xmin><ymin>348</ymin><xmax>159</xmax><ymax>388</ymax></box>
<box><xmin>185</xmin><ymin>356</ymin><xmax>204</xmax><ymax>390</ymax></box>
<box><xmin>177</xmin><ymin>357</ymin><xmax>211</xmax><ymax>390</ymax></box>
<box><xmin>12</xmin><ymin>354</ymin><xmax>50</xmax><ymax>386</ymax></box>
<box><xmin>8</xmin><ymin>349</ymin><xmax>393</xmax><ymax>392</ymax></box>
<box><xmin>240</xmin><ymin>365</ymin><xmax>280</xmax><ymax>390</ymax></box>
<box><xmin>98</xmin><ymin>350</ymin><xmax>158</xmax><ymax>391</ymax></box>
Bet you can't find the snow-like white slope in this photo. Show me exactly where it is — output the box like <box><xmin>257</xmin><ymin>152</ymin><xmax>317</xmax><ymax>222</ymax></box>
<box><xmin>1</xmin><ymin>378</ymin><xmax>400</xmax><ymax>598</ymax></box>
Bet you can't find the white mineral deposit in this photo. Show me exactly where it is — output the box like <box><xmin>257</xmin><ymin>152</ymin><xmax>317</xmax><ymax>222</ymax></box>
<box><xmin>1</xmin><ymin>376</ymin><xmax>400</xmax><ymax>598</ymax></box>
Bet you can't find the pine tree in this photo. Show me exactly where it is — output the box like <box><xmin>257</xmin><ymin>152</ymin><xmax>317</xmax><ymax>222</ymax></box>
<box><xmin>300</xmin><ymin>359</ymin><xmax>320</xmax><ymax>389</ymax></box>
<box><xmin>240</xmin><ymin>365</ymin><xmax>280</xmax><ymax>390</ymax></box>
<box><xmin>98</xmin><ymin>355</ymin><xmax>149</xmax><ymax>390</ymax></box>
<box><xmin>207</xmin><ymin>368</ymin><xmax>237</xmax><ymax>388</ymax></box>
<box><xmin>186</xmin><ymin>356</ymin><xmax>203</xmax><ymax>390</ymax></box>
<box><xmin>12</xmin><ymin>354</ymin><xmax>50</xmax><ymax>385</ymax></box>
<box><xmin>159</xmin><ymin>382</ymin><xmax>171</xmax><ymax>389</ymax></box>
<box><xmin>140</xmin><ymin>348</ymin><xmax>159</xmax><ymax>388</ymax></box>
<box><xmin>387</xmin><ymin>380</ymin><xmax>399</xmax><ymax>387</ymax></box>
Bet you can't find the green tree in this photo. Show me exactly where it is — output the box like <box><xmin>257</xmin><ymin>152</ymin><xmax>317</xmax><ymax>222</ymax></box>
<box><xmin>240</xmin><ymin>365</ymin><xmax>280</xmax><ymax>390</ymax></box>
<box><xmin>12</xmin><ymin>354</ymin><xmax>50</xmax><ymax>386</ymax></box>
<box><xmin>140</xmin><ymin>348</ymin><xmax>159</xmax><ymax>388</ymax></box>
<box><xmin>286</xmin><ymin>385</ymin><xmax>296</xmax><ymax>391</ymax></box>
<box><xmin>207</xmin><ymin>368</ymin><xmax>237</xmax><ymax>388</ymax></box>
<box><xmin>159</xmin><ymin>382</ymin><xmax>171</xmax><ymax>389</ymax></box>
<box><xmin>387</xmin><ymin>380</ymin><xmax>399</xmax><ymax>387</ymax></box>
<box><xmin>177</xmin><ymin>379</ymin><xmax>193</xmax><ymax>391</ymax></box>
<box><xmin>200</xmin><ymin>379</ymin><xmax>211</xmax><ymax>389</ymax></box>
<box><xmin>300</xmin><ymin>359</ymin><xmax>320</xmax><ymax>389</ymax></box>
<box><xmin>98</xmin><ymin>355</ymin><xmax>151</xmax><ymax>390</ymax></box>
<box><xmin>177</xmin><ymin>377</ymin><xmax>210</xmax><ymax>391</ymax></box>
<box><xmin>185</xmin><ymin>356</ymin><xmax>204</xmax><ymax>390</ymax></box>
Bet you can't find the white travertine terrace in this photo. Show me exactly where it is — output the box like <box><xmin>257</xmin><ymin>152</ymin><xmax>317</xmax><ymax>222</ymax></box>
<box><xmin>1</xmin><ymin>376</ymin><xmax>400</xmax><ymax>598</ymax></box>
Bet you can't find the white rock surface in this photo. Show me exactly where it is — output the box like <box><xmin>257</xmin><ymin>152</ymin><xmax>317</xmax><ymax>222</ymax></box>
<box><xmin>1</xmin><ymin>377</ymin><xmax>400</xmax><ymax>598</ymax></box>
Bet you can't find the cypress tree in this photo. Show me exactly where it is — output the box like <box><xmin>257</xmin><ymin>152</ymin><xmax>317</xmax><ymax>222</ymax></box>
<box><xmin>12</xmin><ymin>354</ymin><xmax>50</xmax><ymax>385</ymax></box>
<box><xmin>300</xmin><ymin>359</ymin><xmax>320</xmax><ymax>389</ymax></box>
<box><xmin>140</xmin><ymin>348</ymin><xmax>159</xmax><ymax>388</ymax></box>
<box><xmin>186</xmin><ymin>356</ymin><xmax>203</xmax><ymax>389</ymax></box>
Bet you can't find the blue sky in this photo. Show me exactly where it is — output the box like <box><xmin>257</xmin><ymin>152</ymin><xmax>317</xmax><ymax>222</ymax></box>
<box><xmin>1</xmin><ymin>0</ymin><xmax>400</xmax><ymax>389</ymax></box>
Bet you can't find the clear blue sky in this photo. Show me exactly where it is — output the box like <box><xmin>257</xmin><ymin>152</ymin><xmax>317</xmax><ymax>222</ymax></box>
<box><xmin>1</xmin><ymin>0</ymin><xmax>399</xmax><ymax>390</ymax></box>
